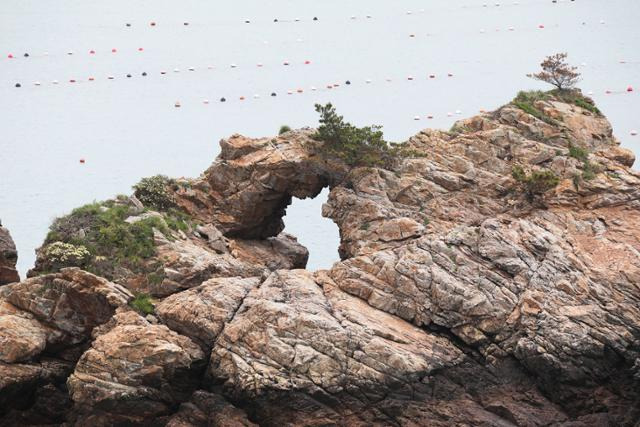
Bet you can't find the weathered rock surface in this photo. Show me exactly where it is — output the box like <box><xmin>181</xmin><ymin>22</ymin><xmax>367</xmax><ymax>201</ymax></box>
<box><xmin>67</xmin><ymin>310</ymin><xmax>206</xmax><ymax>425</ymax></box>
<box><xmin>0</xmin><ymin>224</ymin><xmax>19</xmax><ymax>285</ymax></box>
<box><xmin>3</xmin><ymin>92</ymin><xmax>640</xmax><ymax>425</ymax></box>
<box><xmin>0</xmin><ymin>268</ymin><xmax>132</xmax><ymax>422</ymax></box>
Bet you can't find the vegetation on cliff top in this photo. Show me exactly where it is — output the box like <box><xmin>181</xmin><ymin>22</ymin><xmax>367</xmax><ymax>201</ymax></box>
<box><xmin>313</xmin><ymin>103</ymin><xmax>423</xmax><ymax>168</ymax></box>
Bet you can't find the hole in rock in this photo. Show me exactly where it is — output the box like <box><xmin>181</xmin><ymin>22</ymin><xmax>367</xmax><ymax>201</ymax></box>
<box><xmin>283</xmin><ymin>188</ymin><xmax>340</xmax><ymax>271</ymax></box>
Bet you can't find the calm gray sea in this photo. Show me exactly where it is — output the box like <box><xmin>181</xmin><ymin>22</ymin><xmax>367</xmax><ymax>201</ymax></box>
<box><xmin>1</xmin><ymin>0</ymin><xmax>639</xmax><ymax>275</ymax></box>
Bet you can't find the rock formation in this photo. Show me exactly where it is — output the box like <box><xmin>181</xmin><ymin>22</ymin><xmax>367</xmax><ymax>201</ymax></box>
<box><xmin>2</xmin><ymin>91</ymin><xmax>639</xmax><ymax>426</ymax></box>
<box><xmin>0</xmin><ymin>224</ymin><xmax>19</xmax><ymax>285</ymax></box>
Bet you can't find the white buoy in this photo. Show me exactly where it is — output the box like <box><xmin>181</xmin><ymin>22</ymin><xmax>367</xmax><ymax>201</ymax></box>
<box><xmin>52</xmin><ymin>80</ymin><xmax>59</xmax><ymax>84</ymax></box>
<box><xmin>287</xmin><ymin>90</ymin><xmax>293</xmax><ymax>95</ymax></box>
<box><xmin>188</xmin><ymin>67</ymin><xmax>195</xmax><ymax>71</ymax></box>
<box><xmin>253</xmin><ymin>94</ymin><xmax>260</xmax><ymax>99</ymax></box>
<box><xmin>174</xmin><ymin>68</ymin><xmax>180</xmax><ymax>72</ymax></box>
<box><xmin>365</xmin><ymin>79</ymin><xmax>372</xmax><ymax>83</ymax></box>
<box><xmin>414</xmin><ymin>116</ymin><xmax>420</xmax><ymax>120</ymax></box>
<box><xmin>208</xmin><ymin>65</ymin><xmax>214</xmax><ymax>69</ymax></box>
<box><xmin>203</xmin><ymin>99</ymin><xmax>209</xmax><ymax>104</ymax></box>
<box><xmin>447</xmin><ymin>112</ymin><xmax>453</xmax><ymax>117</ymax></box>
<box><xmin>230</xmin><ymin>63</ymin><xmax>237</xmax><ymax>68</ymax></box>
<box><xmin>455</xmin><ymin>110</ymin><xmax>462</xmax><ymax>115</ymax></box>
<box><xmin>34</xmin><ymin>81</ymin><xmax>41</xmax><ymax>86</ymax></box>
<box><xmin>587</xmin><ymin>91</ymin><xmax>594</xmax><ymax>95</ymax></box>
<box><xmin>174</xmin><ymin>101</ymin><xmax>181</xmax><ymax>108</ymax></box>
<box><xmin>311</xmin><ymin>86</ymin><xmax>317</xmax><ymax>91</ymax></box>
<box><xmin>631</xmin><ymin>130</ymin><xmax>638</xmax><ymax>136</ymax></box>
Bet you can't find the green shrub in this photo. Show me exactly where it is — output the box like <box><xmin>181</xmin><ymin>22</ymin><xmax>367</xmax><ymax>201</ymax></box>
<box><xmin>44</xmin><ymin>202</ymin><xmax>171</xmax><ymax>277</ymax></box>
<box><xmin>512</xmin><ymin>91</ymin><xmax>557</xmax><ymax>125</ymax></box>
<box><xmin>568</xmin><ymin>144</ymin><xmax>589</xmax><ymax>162</ymax></box>
<box><xmin>279</xmin><ymin>125</ymin><xmax>292</xmax><ymax>135</ymax></box>
<box><xmin>133</xmin><ymin>175</ymin><xmax>176</xmax><ymax>211</ymax></box>
<box><xmin>129</xmin><ymin>293</ymin><xmax>155</xmax><ymax>315</ymax></box>
<box><xmin>550</xmin><ymin>89</ymin><xmax>601</xmax><ymax>115</ymax></box>
<box><xmin>512</xmin><ymin>165</ymin><xmax>560</xmax><ymax>198</ymax></box>
<box><xmin>581</xmin><ymin>161</ymin><xmax>599</xmax><ymax>181</ymax></box>
<box><xmin>313</xmin><ymin>103</ymin><xmax>395</xmax><ymax>168</ymax></box>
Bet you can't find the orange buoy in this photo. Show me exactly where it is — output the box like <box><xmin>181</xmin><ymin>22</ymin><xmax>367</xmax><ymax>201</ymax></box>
<box><xmin>239</xmin><ymin>96</ymin><xmax>245</xmax><ymax>100</ymax></box>
<box><xmin>150</xmin><ymin>21</ymin><xmax>156</xmax><ymax>26</ymax></box>
<box><xmin>69</xmin><ymin>79</ymin><xmax>76</xmax><ymax>83</ymax></box>
<box><xmin>88</xmin><ymin>77</ymin><xmax>95</xmax><ymax>81</ymax></box>
<box><xmin>296</xmin><ymin>88</ymin><xmax>303</xmax><ymax>93</ymax></box>
<box><xmin>79</xmin><ymin>158</ymin><xmax>86</xmax><ymax>164</ymax></box>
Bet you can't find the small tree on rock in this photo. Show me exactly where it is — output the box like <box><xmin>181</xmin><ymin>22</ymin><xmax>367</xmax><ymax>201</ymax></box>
<box><xmin>528</xmin><ymin>53</ymin><xmax>580</xmax><ymax>90</ymax></box>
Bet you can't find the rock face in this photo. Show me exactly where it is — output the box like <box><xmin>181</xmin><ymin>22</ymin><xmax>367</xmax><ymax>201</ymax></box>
<box><xmin>3</xmin><ymin>91</ymin><xmax>640</xmax><ymax>425</ymax></box>
<box><xmin>0</xmin><ymin>224</ymin><xmax>19</xmax><ymax>285</ymax></box>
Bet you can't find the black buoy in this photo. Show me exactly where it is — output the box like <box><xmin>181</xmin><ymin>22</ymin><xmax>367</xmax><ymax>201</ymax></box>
<box><xmin>313</xmin><ymin>17</ymin><xmax>318</xmax><ymax>21</ymax></box>
<box><xmin>126</xmin><ymin>74</ymin><xmax>132</xmax><ymax>78</ymax></box>
<box><xmin>183</xmin><ymin>22</ymin><xmax>189</xmax><ymax>26</ymax></box>
<box><xmin>245</xmin><ymin>20</ymin><xmax>250</xmax><ymax>24</ymax></box>
<box><xmin>274</xmin><ymin>18</ymin><xmax>278</xmax><ymax>22</ymax></box>
<box><xmin>23</xmin><ymin>53</ymin><xmax>29</xmax><ymax>57</ymax></box>
<box><xmin>15</xmin><ymin>83</ymin><xmax>21</xmax><ymax>87</ymax></box>
<box><xmin>126</xmin><ymin>23</ymin><xmax>131</xmax><ymax>27</ymax></box>
<box><xmin>345</xmin><ymin>80</ymin><xmax>351</xmax><ymax>85</ymax></box>
<box><xmin>271</xmin><ymin>92</ymin><xmax>277</xmax><ymax>97</ymax></box>
<box><xmin>141</xmin><ymin>72</ymin><xmax>147</xmax><ymax>76</ymax></box>
<box><xmin>220</xmin><ymin>97</ymin><xmax>226</xmax><ymax>102</ymax></box>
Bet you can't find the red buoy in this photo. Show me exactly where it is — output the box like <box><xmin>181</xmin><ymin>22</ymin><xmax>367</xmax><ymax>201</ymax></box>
<box><xmin>304</xmin><ymin>60</ymin><xmax>311</xmax><ymax>64</ymax></box>
<box><xmin>79</xmin><ymin>159</ymin><xmax>86</xmax><ymax>164</ymax></box>
<box><xmin>538</xmin><ymin>24</ymin><xmax>545</xmax><ymax>29</ymax></box>
<box><xmin>112</xmin><ymin>48</ymin><xmax>117</xmax><ymax>53</ymax></box>
<box><xmin>89</xmin><ymin>50</ymin><xmax>96</xmax><ymax>54</ymax></box>
<box><xmin>88</xmin><ymin>77</ymin><xmax>95</xmax><ymax>81</ymax></box>
<box><xmin>239</xmin><ymin>96</ymin><xmax>245</xmax><ymax>100</ymax></box>
<box><xmin>150</xmin><ymin>21</ymin><xmax>156</xmax><ymax>26</ymax></box>
<box><xmin>429</xmin><ymin>74</ymin><xmax>436</xmax><ymax>79</ymax></box>
<box><xmin>7</xmin><ymin>54</ymin><xmax>13</xmax><ymax>59</ymax></box>
<box><xmin>138</xmin><ymin>47</ymin><xmax>144</xmax><ymax>52</ymax></box>
<box><xmin>69</xmin><ymin>79</ymin><xmax>76</xmax><ymax>83</ymax></box>
<box><xmin>296</xmin><ymin>88</ymin><xmax>303</xmax><ymax>93</ymax></box>
<box><xmin>627</xmin><ymin>86</ymin><xmax>633</xmax><ymax>92</ymax></box>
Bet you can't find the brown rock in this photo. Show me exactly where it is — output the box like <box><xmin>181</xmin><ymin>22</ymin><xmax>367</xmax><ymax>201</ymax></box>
<box><xmin>67</xmin><ymin>310</ymin><xmax>206</xmax><ymax>425</ymax></box>
<box><xmin>0</xmin><ymin>225</ymin><xmax>19</xmax><ymax>285</ymax></box>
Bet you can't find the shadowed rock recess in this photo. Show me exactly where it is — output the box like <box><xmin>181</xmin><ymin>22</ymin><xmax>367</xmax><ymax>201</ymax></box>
<box><xmin>2</xmin><ymin>92</ymin><xmax>640</xmax><ymax>426</ymax></box>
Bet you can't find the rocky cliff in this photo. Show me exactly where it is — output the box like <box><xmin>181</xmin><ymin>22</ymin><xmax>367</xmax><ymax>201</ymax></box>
<box><xmin>2</xmin><ymin>91</ymin><xmax>639</xmax><ymax>426</ymax></box>
<box><xmin>0</xmin><ymin>224</ymin><xmax>19</xmax><ymax>285</ymax></box>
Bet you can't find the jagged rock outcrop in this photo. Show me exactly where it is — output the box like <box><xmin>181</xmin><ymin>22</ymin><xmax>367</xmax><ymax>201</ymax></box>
<box><xmin>3</xmin><ymin>91</ymin><xmax>640</xmax><ymax>425</ymax></box>
<box><xmin>0</xmin><ymin>269</ymin><xmax>132</xmax><ymax>423</ymax></box>
<box><xmin>67</xmin><ymin>310</ymin><xmax>206</xmax><ymax>425</ymax></box>
<box><xmin>0</xmin><ymin>224</ymin><xmax>19</xmax><ymax>285</ymax></box>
